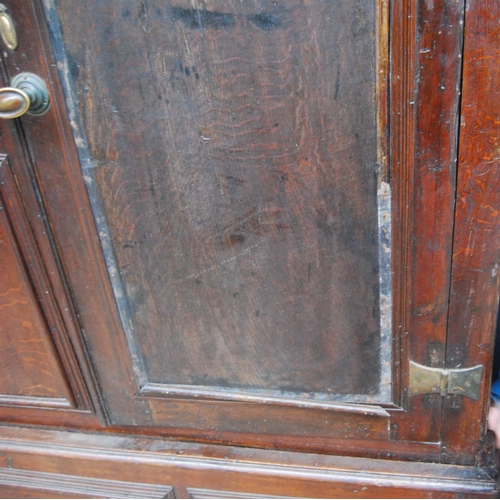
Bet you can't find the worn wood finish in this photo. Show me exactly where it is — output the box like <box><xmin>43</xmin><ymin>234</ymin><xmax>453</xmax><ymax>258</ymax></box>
<box><xmin>147</xmin><ymin>398</ymin><xmax>390</xmax><ymax>441</ymax></box>
<box><xmin>441</xmin><ymin>0</ymin><xmax>500</xmax><ymax>465</ymax></box>
<box><xmin>0</xmin><ymin>1</ymin><xmax>103</xmax><ymax>426</ymax></box>
<box><xmin>40</xmin><ymin>0</ymin><xmax>470</xmax><ymax>456</ymax></box>
<box><xmin>0</xmin><ymin>425</ymin><xmax>496</xmax><ymax>499</ymax></box>
<box><xmin>1</xmin><ymin>0</ymin><xmax>500</xmax><ymax>495</ymax></box>
<box><xmin>54</xmin><ymin>0</ymin><xmax>384</xmax><ymax>399</ymax></box>
<box><xmin>390</xmin><ymin>0</ymin><xmax>465</xmax><ymax>444</ymax></box>
<box><xmin>1</xmin><ymin>0</ymin><xmax>479</xmax><ymax>460</ymax></box>
<box><xmin>0</xmin><ymin>0</ymin><xmax>134</xmax><ymax>426</ymax></box>
<box><xmin>19</xmin><ymin>0</ymin><xmax>398</xmax><ymax>448</ymax></box>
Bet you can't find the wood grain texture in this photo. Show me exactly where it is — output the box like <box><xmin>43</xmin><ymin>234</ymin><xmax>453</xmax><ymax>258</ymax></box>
<box><xmin>389</xmin><ymin>0</ymin><xmax>465</xmax><ymax>444</ymax></box>
<box><xmin>440</xmin><ymin>0</ymin><xmax>500</xmax><ymax>465</ymax></box>
<box><xmin>0</xmin><ymin>0</ymin><xmax>116</xmax><ymax>427</ymax></box>
<box><xmin>55</xmin><ymin>0</ymin><xmax>384</xmax><ymax>397</ymax></box>
<box><xmin>0</xmin><ymin>425</ymin><xmax>496</xmax><ymax>499</ymax></box>
<box><xmin>0</xmin><ymin>157</ymin><xmax>72</xmax><ymax>404</ymax></box>
<box><xmin>15</xmin><ymin>0</ymin><xmax>393</xmax><ymax>449</ymax></box>
<box><xmin>147</xmin><ymin>397</ymin><xmax>390</xmax><ymax>440</ymax></box>
<box><xmin>34</xmin><ymin>0</ymin><xmax>474</xmax><ymax>460</ymax></box>
<box><xmin>2</xmin><ymin>0</ymin><xmax>495</xmax><ymax>472</ymax></box>
<box><xmin>0</xmin><ymin>3</ymin><xmax>107</xmax><ymax>422</ymax></box>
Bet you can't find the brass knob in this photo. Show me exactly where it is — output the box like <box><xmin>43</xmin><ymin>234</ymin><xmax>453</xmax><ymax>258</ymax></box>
<box><xmin>0</xmin><ymin>73</ymin><xmax>50</xmax><ymax>119</ymax></box>
<box><xmin>0</xmin><ymin>4</ymin><xmax>18</xmax><ymax>50</ymax></box>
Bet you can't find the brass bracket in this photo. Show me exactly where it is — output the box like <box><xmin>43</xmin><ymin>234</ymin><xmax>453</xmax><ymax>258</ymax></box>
<box><xmin>409</xmin><ymin>361</ymin><xmax>483</xmax><ymax>400</ymax></box>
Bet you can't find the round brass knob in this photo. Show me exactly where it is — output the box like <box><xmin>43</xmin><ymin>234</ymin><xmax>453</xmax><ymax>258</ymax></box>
<box><xmin>0</xmin><ymin>73</ymin><xmax>50</xmax><ymax>119</ymax></box>
<box><xmin>0</xmin><ymin>87</ymin><xmax>30</xmax><ymax>118</ymax></box>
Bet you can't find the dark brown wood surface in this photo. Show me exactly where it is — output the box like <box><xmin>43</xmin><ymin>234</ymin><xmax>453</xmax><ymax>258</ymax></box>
<box><xmin>54</xmin><ymin>0</ymin><xmax>384</xmax><ymax>398</ymax></box>
<box><xmin>0</xmin><ymin>0</ymin><xmax>474</xmax><ymax>460</ymax></box>
<box><xmin>0</xmin><ymin>0</ymin><xmax>499</xmax><ymax>488</ymax></box>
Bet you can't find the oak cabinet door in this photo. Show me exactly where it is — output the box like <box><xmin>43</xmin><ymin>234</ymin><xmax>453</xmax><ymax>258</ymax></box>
<box><xmin>1</xmin><ymin>0</ymin><xmax>497</xmax><ymax>466</ymax></box>
<box><xmin>49</xmin><ymin>0</ymin><xmax>397</xmax><ymax>439</ymax></box>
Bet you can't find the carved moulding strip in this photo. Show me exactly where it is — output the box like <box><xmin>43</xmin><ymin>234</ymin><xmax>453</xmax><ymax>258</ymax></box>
<box><xmin>0</xmin><ymin>425</ymin><xmax>496</xmax><ymax>497</ymax></box>
<box><xmin>0</xmin><ymin>468</ymin><xmax>174</xmax><ymax>498</ymax></box>
<box><xmin>139</xmin><ymin>382</ymin><xmax>391</xmax><ymax>414</ymax></box>
<box><xmin>0</xmin><ymin>395</ymin><xmax>72</xmax><ymax>409</ymax></box>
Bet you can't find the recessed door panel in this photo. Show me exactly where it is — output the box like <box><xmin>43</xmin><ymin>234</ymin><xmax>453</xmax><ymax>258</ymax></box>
<box><xmin>0</xmin><ymin>158</ymin><xmax>73</xmax><ymax>408</ymax></box>
<box><xmin>52</xmin><ymin>0</ymin><xmax>390</xmax><ymax>406</ymax></box>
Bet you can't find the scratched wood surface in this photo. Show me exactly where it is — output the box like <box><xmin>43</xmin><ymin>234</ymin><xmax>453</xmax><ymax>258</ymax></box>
<box><xmin>55</xmin><ymin>0</ymin><xmax>381</xmax><ymax>396</ymax></box>
<box><xmin>440</xmin><ymin>0</ymin><xmax>500</xmax><ymax>465</ymax></box>
<box><xmin>389</xmin><ymin>0</ymin><xmax>465</xmax><ymax>445</ymax></box>
<box><xmin>1</xmin><ymin>0</ymin><xmax>499</xmax><ymax>481</ymax></box>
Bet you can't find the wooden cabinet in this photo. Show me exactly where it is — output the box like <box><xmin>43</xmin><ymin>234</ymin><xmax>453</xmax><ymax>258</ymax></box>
<box><xmin>0</xmin><ymin>0</ymin><xmax>499</xmax><ymax>497</ymax></box>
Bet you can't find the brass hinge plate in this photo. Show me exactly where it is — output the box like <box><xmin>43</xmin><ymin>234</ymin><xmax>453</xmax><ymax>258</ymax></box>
<box><xmin>409</xmin><ymin>361</ymin><xmax>483</xmax><ymax>400</ymax></box>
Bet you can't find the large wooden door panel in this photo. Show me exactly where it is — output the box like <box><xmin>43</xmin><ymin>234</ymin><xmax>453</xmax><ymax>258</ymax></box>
<box><xmin>28</xmin><ymin>0</ymin><xmax>466</xmax><ymax>458</ymax></box>
<box><xmin>53</xmin><ymin>0</ymin><xmax>390</xmax><ymax>403</ymax></box>
<box><xmin>0</xmin><ymin>0</ymin><xmax>498</xmax><ymax>475</ymax></box>
<box><xmin>36</xmin><ymin>0</ymin><xmax>404</xmax><ymax>447</ymax></box>
<box><xmin>1</xmin><ymin>0</ymin><xmax>500</xmax><ymax>496</ymax></box>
